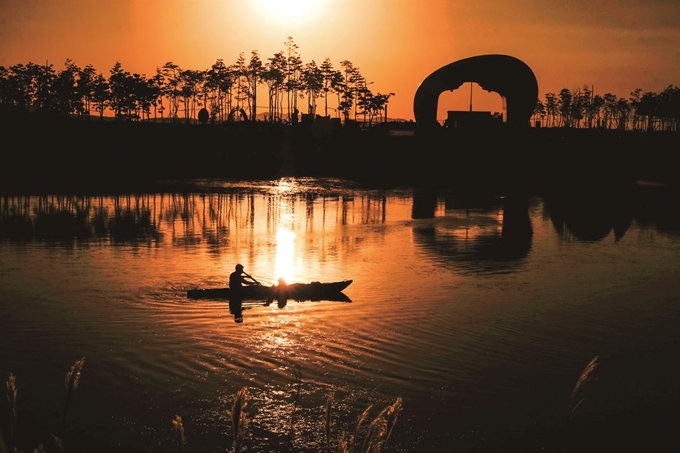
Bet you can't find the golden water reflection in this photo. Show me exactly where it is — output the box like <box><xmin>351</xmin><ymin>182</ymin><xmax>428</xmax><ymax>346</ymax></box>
<box><xmin>3</xmin><ymin>180</ymin><xmax>680</xmax><ymax>453</ymax></box>
<box><xmin>274</xmin><ymin>228</ymin><xmax>295</xmax><ymax>283</ymax></box>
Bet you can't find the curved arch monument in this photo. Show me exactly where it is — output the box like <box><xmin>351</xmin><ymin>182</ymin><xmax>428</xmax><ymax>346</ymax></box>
<box><xmin>413</xmin><ymin>54</ymin><xmax>538</xmax><ymax>129</ymax></box>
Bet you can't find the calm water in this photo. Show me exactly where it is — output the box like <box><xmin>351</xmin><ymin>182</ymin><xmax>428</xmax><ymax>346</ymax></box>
<box><xmin>1</xmin><ymin>177</ymin><xmax>680</xmax><ymax>453</ymax></box>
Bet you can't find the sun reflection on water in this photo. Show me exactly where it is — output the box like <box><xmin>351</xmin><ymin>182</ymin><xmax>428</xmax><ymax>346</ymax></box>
<box><xmin>274</xmin><ymin>228</ymin><xmax>296</xmax><ymax>283</ymax></box>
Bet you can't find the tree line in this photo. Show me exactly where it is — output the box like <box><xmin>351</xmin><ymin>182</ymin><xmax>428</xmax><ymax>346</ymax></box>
<box><xmin>532</xmin><ymin>84</ymin><xmax>680</xmax><ymax>132</ymax></box>
<box><xmin>3</xmin><ymin>34</ymin><xmax>678</xmax><ymax>132</ymax></box>
<box><xmin>0</xmin><ymin>36</ymin><xmax>395</xmax><ymax>125</ymax></box>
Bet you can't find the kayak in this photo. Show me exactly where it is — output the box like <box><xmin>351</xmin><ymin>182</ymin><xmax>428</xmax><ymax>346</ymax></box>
<box><xmin>187</xmin><ymin>280</ymin><xmax>353</xmax><ymax>301</ymax></box>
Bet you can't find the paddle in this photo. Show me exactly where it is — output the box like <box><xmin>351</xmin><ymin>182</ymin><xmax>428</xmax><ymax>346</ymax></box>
<box><xmin>243</xmin><ymin>272</ymin><xmax>264</xmax><ymax>286</ymax></box>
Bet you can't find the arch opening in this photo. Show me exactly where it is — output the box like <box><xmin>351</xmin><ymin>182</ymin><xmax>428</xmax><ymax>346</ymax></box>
<box><xmin>437</xmin><ymin>83</ymin><xmax>506</xmax><ymax>127</ymax></box>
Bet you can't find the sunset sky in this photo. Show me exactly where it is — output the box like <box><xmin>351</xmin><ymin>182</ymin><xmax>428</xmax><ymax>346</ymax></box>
<box><xmin>1</xmin><ymin>0</ymin><xmax>678</xmax><ymax>121</ymax></box>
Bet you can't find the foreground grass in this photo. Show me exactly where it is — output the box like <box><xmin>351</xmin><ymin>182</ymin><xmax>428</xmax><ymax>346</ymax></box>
<box><xmin>3</xmin><ymin>354</ymin><xmax>677</xmax><ymax>452</ymax></box>
<box><xmin>2</xmin><ymin>359</ymin><xmax>403</xmax><ymax>453</ymax></box>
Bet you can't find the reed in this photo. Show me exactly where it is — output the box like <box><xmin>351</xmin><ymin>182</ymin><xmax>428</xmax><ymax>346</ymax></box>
<box><xmin>63</xmin><ymin>357</ymin><xmax>85</xmax><ymax>423</ymax></box>
<box><xmin>363</xmin><ymin>398</ymin><xmax>403</xmax><ymax>453</ymax></box>
<box><xmin>226</xmin><ymin>386</ymin><xmax>250</xmax><ymax>453</ymax></box>
<box><xmin>6</xmin><ymin>373</ymin><xmax>17</xmax><ymax>446</ymax></box>
<box><xmin>284</xmin><ymin>366</ymin><xmax>303</xmax><ymax>452</ymax></box>
<box><xmin>51</xmin><ymin>433</ymin><xmax>65</xmax><ymax>453</ymax></box>
<box><xmin>325</xmin><ymin>391</ymin><xmax>335</xmax><ymax>453</ymax></box>
<box><xmin>3</xmin><ymin>361</ymin><xmax>408</xmax><ymax>453</ymax></box>
<box><xmin>172</xmin><ymin>414</ymin><xmax>188</xmax><ymax>453</ymax></box>
<box><xmin>337</xmin><ymin>397</ymin><xmax>405</xmax><ymax>453</ymax></box>
<box><xmin>568</xmin><ymin>355</ymin><xmax>599</xmax><ymax>418</ymax></box>
<box><xmin>378</xmin><ymin>397</ymin><xmax>402</xmax><ymax>453</ymax></box>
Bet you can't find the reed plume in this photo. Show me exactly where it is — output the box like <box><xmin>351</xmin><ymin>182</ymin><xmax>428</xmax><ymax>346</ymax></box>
<box><xmin>324</xmin><ymin>391</ymin><xmax>335</xmax><ymax>452</ymax></box>
<box><xmin>226</xmin><ymin>387</ymin><xmax>250</xmax><ymax>453</ymax></box>
<box><xmin>51</xmin><ymin>434</ymin><xmax>65</xmax><ymax>453</ymax></box>
<box><xmin>172</xmin><ymin>414</ymin><xmax>188</xmax><ymax>453</ymax></box>
<box><xmin>6</xmin><ymin>373</ymin><xmax>17</xmax><ymax>444</ymax></box>
<box><xmin>63</xmin><ymin>357</ymin><xmax>85</xmax><ymax>423</ymax></box>
<box><xmin>568</xmin><ymin>355</ymin><xmax>599</xmax><ymax>418</ymax></box>
<box><xmin>284</xmin><ymin>367</ymin><xmax>303</xmax><ymax>452</ymax></box>
<box><xmin>338</xmin><ymin>398</ymin><xmax>403</xmax><ymax>453</ymax></box>
<box><xmin>337</xmin><ymin>404</ymin><xmax>371</xmax><ymax>453</ymax></box>
<box><xmin>377</xmin><ymin>397</ymin><xmax>402</xmax><ymax>453</ymax></box>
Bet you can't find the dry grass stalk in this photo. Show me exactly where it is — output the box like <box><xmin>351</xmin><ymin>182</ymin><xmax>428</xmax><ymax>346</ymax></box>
<box><xmin>0</xmin><ymin>427</ymin><xmax>10</xmax><ymax>453</ymax></box>
<box><xmin>6</xmin><ymin>373</ymin><xmax>17</xmax><ymax>443</ymax></box>
<box><xmin>284</xmin><ymin>367</ymin><xmax>303</xmax><ymax>452</ymax></box>
<box><xmin>51</xmin><ymin>434</ymin><xmax>65</xmax><ymax>453</ymax></box>
<box><xmin>63</xmin><ymin>357</ymin><xmax>85</xmax><ymax>423</ymax></box>
<box><xmin>172</xmin><ymin>414</ymin><xmax>188</xmax><ymax>453</ymax></box>
<box><xmin>325</xmin><ymin>391</ymin><xmax>335</xmax><ymax>452</ymax></box>
<box><xmin>226</xmin><ymin>387</ymin><xmax>250</xmax><ymax>453</ymax></box>
<box><xmin>337</xmin><ymin>398</ymin><xmax>403</xmax><ymax>453</ymax></box>
<box><xmin>378</xmin><ymin>397</ymin><xmax>402</xmax><ymax>453</ymax></box>
<box><xmin>568</xmin><ymin>355</ymin><xmax>599</xmax><ymax>417</ymax></box>
<box><xmin>337</xmin><ymin>404</ymin><xmax>371</xmax><ymax>453</ymax></box>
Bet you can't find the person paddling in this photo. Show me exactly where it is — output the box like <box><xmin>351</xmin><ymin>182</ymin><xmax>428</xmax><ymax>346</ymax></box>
<box><xmin>229</xmin><ymin>264</ymin><xmax>260</xmax><ymax>291</ymax></box>
<box><xmin>228</xmin><ymin>264</ymin><xmax>260</xmax><ymax>323</ymax></box>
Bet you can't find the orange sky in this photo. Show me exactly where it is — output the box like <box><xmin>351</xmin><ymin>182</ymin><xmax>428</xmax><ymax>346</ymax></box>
<box><xmin>1</xmin><ymin>0</ymin><xmax>679</xmax><ymax>121</ymax></box>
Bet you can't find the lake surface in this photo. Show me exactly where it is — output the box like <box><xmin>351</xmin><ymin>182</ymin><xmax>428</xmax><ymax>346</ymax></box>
<box><xmin>1</xmin><ymin>177</ymin><xmax>680</xmax><ymax>453</ymax></box>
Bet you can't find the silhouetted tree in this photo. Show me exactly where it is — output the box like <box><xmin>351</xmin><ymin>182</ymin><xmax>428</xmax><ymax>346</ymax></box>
<box><xmin>558</xmin><ymin>88</ymin><xmax>573</xmax><ymax>127</ymax></box>
<box><xmin>134</xmin><ymin>73</ymin><xmax>159</xmax><ymax>121</ymax></box>
<box><xmin>247</xmin><ymin>51</ymin><xmax>264</xmax><ymax>121</ymax></box>
<box><xmin>284</xmin><ymin>36</ymin><xmax>303</xmax><ymax>122</ymax></box>
<box><xmin>544</xmin><ymin>92</ymin><xmax>558</xmax><ymax>128</ymax></box>
<box><xmin>91</xmin><ymin>72</ymin><xmax>109</xmax><ymax>118</ymax></box>
<box><xmin>658</xmin><ymin>85</ymin><xmax>680</xmax><ymax>131</ymax></box>
<box><xmin>319</xmin><ymin>57</ymin><xmax>335</xmax><ymax>118</ymax></box>
<box><xmin>52</xmin><ymin>59</ymin><xmax>81</xmax><ymax>116</ymax></box>
<box><xmin>179</xmin><ymin>69</ymin><xmax>203</xmax><ymax>123</ymax></box>
<box><xmin>149</xmin><ymin>68</ymin><xmax>165</xmax><ymax>121</ymax></box>
<box><xmin>629</xmin><ymin>88</ymin><xmax>643</xmax><ymax>131</ymax></box>
<box><xmin>371</xmin><ymin>92</ymin><xmax>394</xmax><ymax>123</ymax></box>
<box><xmin>78</xmin><ymin>64</ymin><xmax>98</xmax><ymax>117</ymax></box>
<box><xmin>638</xmin><ymin>91</ymin><xmax>658</xmax><ymax>131</ymax></box>
<box><xmin>339</xmin><ymin>60</ymin><xmax>359</xmax><ymax>122</ymax></box>
<box><xmin>31</xmin><ymin>62</ymin><xmax>55</xmax><ymax>113</ymax></box>
<box><xmin>302</xmin><ymin>60</ymin><xmax>323</xmax><ymax>117</ymax></box>
<box><xmin>160</xmin><ymin>62</ymin><xmax>182</xmax><ymax>121</ymax></box>
<box><xmin>262</xmin><ymin>52</ymin><xmax>286</xmax><ymax>122</ymax></box>
<box><xmin>206</xmin><ymin>59</ymin><xmax>235</xmax><ymax>123</ymax></box>
<box><xmin>6</xmin><ymin>63</ymin><xmax>31</xmax><ymax>112</ymax></box>
<box><xmin>108</xmin><ymin>62</ymin><xmax>135</xmax><ymax>119</ymax></box>
<box><xmin>533</xmin><ymin>99</ymin><xmax>545</xmax><ymax>127</ymax></box>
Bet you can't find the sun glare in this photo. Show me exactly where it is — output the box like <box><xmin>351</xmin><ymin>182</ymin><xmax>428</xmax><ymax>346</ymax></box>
<box><xmin>275</xmin><ymin>228</ymin><xmax>296</xmax><ymax>283</ymax></box>
<box><xmin>252</xmin><ymin>0</ymin><xmax>323</xmax><ymax>23</ymax></box>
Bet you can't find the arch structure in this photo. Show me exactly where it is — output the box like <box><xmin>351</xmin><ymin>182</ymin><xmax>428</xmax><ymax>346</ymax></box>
<box><xmin>228</xmin><ymin>107</ymin><xmax>249</xmax><ymax>122</ymax></box>
<box><xmin>413</xmin><ymin>54</ymin><xmax>538</xmax><ymax>130</ymax></box>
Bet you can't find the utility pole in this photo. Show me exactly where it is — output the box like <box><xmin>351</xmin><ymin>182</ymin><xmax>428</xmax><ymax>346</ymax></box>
<box><xmin>469</xmin><ymin>82</ymin><xmax>473</xmax><ymax>112</ymax></box>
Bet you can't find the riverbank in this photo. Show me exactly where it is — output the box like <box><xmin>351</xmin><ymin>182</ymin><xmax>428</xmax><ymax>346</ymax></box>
<box><xmin>1</xmin><ymin>114</ymin><xmax>677</xmax><ymax>195</ymax></box>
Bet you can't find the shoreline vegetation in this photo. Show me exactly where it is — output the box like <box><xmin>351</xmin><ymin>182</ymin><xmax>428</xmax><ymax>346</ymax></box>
<box><xmin>1</xmin><ymin>40</ymin><xmax>678</xmax><ymax>132</ymax></box>
<box><xmin>3</xmin><ymin>356</ymin><xmax>678</xmax><ymax>453</ymax></box>
<box><xmin>1</xmin><ymin>113</ymin><xmax>678</xmax><ymax>195</ymax></box>
<box><xmin>2</xmin><ymin>36</ymin><xmax>678</xmax><ymax>195</ymax></box>
<box><xmin>2</xmin><ymin>360</ymin><xmax>404</xmax><ymax>453</ymax></box>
